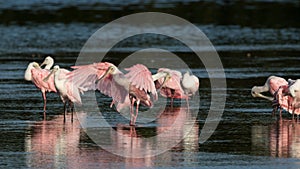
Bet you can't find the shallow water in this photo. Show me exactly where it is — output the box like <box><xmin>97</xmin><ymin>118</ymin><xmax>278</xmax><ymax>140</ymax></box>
<box><xmin>1</xmin><ymin>0</ymin><xmax>300</xmax><ymax>168</ymax></box>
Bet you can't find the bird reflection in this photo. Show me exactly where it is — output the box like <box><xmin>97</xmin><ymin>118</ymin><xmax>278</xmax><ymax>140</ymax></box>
<box><xmin>252</xmin><ymin>119</ymin><xmax>300</xmax><ymax>158</ymax></box>
<box><xmin>24</xmin><ymin>106</ymin><xmax>199</xmax><ymax>168</ymax></box>
<box><xmin>112</xmin><ymin>106</ymin><xmax>199</xmax><ymax>158</ymax></box>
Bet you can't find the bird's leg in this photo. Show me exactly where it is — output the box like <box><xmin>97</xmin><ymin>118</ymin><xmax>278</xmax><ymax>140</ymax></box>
<box><xmin>70</xmin><ymin>101</ymin><xmax>74</xmax><ymax>123</ymax></box>
<box><xmin>292</xmin><ymin>107</ymin><xmax>295</xmax><ymax>121</ymax></box>
<box><xmin>129</xmin><ymin>95</ymin><xmax>135</xmax><ymax>126</ymax></box>
<box><xmin>42</xmin><ymin>91</ymin><xmax>47</xmax><ymax>120</ymax></box>
<box><xmin>186</xmin><ymin>97</ymin><xmax>190</xmax><ymax>110</ymax></box>
<box><xmin>279</xmin><ymin>108</ymin><xmax>282</xmax><ymax>120</ymax></box>
<box><xmin>133</xmin><ymin>100</ymin><xmax>140</xmax><ymax>125</ymax></box>
<box><xmin>63</xmin><ymin>101</ymin><xmax>67</xmax><ymax>123</ymax></box>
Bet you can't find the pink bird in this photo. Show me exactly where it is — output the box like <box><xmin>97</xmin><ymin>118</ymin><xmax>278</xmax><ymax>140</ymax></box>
<box><xmin>100</xmin><ymin>64</ymin><xmax>160</xmax><ymax>126</ymax></box>
<box><xmin>24</xmin><ymin>61</ymin><xmax>57</xmax><ymax>117</ymax></box>
<box><xmin>69</xmin><ymin>62</ymin><xmax>170</xmax><ymax>126</ymax></box>
<box><xmin>154</xmin><ymin>68</ymin><xmax>199</xmax><ymax>108</ymax></box>
<box><xmin>281</xmin><ymin>79</ymin><xmax>300</xmax><ymax>119</ymax></box>
<box><xmin>251</xmin><ymin>76</ymin><xmax>288</xmax><ymax>101</ymax></box>
<box><xmin>251</xmin><ymin>75</ymin><xmax>299</xmax><ymax>117</ymax></box>
<box><xmin>44</xmin><ymin>65</ymin><xmax>82</xmax><ymax>122</ymax></box>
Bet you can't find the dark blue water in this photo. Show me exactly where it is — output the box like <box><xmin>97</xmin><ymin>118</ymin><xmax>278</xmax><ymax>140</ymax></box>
<box><xmin>1</xmin><ymin>0</ymin><xmax>300</xmax><ymax>168</ymax></box>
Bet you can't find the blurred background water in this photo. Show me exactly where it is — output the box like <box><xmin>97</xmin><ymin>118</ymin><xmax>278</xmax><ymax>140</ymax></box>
<box><xmin>0</xmin><ymin>0</ymin><xmax>300</xmax><ymax>168</ymax></box>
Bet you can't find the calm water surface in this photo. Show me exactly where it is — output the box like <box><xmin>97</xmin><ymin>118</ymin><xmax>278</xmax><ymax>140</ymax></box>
<box><xmin>1</xmin><ymin>0</ymin><xmax>300</xmax><ymax>168</ymax></box>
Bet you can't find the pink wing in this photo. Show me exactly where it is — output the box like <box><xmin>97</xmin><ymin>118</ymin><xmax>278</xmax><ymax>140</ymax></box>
<box><xmin>68</xmin><ymin>62</ymin><xmax>113</xmax><ymax>91</ymax></box>
<box><xmin>124</xmin><ymin>64</ymin><xmax>157</xmax><ymax>100</ymax></box>
<box><xmin>31</xmin><ymin>68</ymin><xmax>57</xmax><ymax>93</ymax></box>
<box><xmin>97</xmin><ymin>73</ymin><xmax>128</xmax><ymax>103</ymax></box>
<box><xmin>269</xmin><ymin>77</ymin><xmax>288</xmax><ymax>95</ymax></box>
<box><xmin>65</xmin><ymin>80</ymin><xmax>82</xmax><ymax>105</ymax></box>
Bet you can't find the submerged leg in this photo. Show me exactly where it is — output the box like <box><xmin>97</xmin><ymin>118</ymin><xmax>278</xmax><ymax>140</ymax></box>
<box><xmin>63</xmin><ymin>102</ymin><xmax>67</xmax><ymax>123</ymax></box>
<box><xmin>133</xmin><ymin>100</ymin><xmax>140</xmax><ymax>125</ymax></box>
<box><xmin>186</xmin><ymin>97</ymin><xmax>190</xmax><ymax>110</ymax></box>
<box><xmin>129</xmin><ymin>96</ymin><xmax>135</xmax><ymax>126</ymax></box>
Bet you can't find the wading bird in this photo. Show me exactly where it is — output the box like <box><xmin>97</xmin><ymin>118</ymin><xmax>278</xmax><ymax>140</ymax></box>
<box><xmin>44</xmin><ymin>65</ymin><xmax>82</xmax><ymax>122</ymax></box>
<box><xmin>24</xmin><ymin>61</ymin><xmax>57</xmax><ymax>117</ymax></box>
<box><xmin>251</xmin><ymin>76</ymin><xmax>288</xmax><ymax>101</ymax></box>
<box><xmin>68</xmin><ymin>62</ymin><xmax>170</xmax><ymax>125</ymax></box>
<box><xmin>100</xmin><ymin>64</ymin><xmax>160</xmax><ymax>126</ymax></box>
<box><xmin>154</xmin><ymin>68</ymin><xmax>199</xmax><ymax>108</ymax></box>
<box><xmin>251</xmin><ymin>76</ymin><xmax>298</xmax><ymax>117</ymax></box>
<box><xmin>284</xmin><ymin>79</ymin><xmax>300</xmax><ymax>119</ymax></box>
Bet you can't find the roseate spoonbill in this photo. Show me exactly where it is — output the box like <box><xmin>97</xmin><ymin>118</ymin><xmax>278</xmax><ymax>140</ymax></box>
<box><xmin>286</xmin><ymin>79</ymin><xmax>300</xmax><ymax>118</ymax></box>
<box><xmin>182</xmin><ymin>71</ymin><xmax>200</xmax><ymax>97</ymax></box>
<box><xmin>154</xmin><ymin>68</ymin><xmax>199</xmax><ymax>108</ymax></box>
<box><xmin>251</xmin><ymin>76</ymin><xmax>296</xmax><ymax>117</ymax></box>
<box><xmin>44</xmin><ymin>65</ymin><xmax>82</xmax><ymax>122</ymax></box>
<box><xmin>251</xmin><ymin>76</ymin><xmax>288</xmax><ymax>101</ymax></box>
<box><xmin>24</xmin><ymin>62</ymin><xmax>57</xmax><ymax>117</ymax></box>
<box><xmin>40</xmin><ymin>56</ymin><xmax>54</xmax><ymax>70</ymax></box>
<box><xmin>69</xmin><ymin>62</ymin><xmax>170</xmax><ymax>125</ymax></box>
<box><xmin>100</xmin><ymin>64</ymin><xmax>161</xmax><ymax>126</ymax></box>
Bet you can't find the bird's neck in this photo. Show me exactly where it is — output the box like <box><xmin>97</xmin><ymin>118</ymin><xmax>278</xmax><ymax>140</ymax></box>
<box><xmin>24</xmin><ymin>66</ymin><xmax>33</xmax><ymax>81</ymax></box>
<box><xmin>44</xmin><ymin>63</ymin><xmax>53</xmax><ymax>70</ymax></box>
<box><xmin>152</xmin><ymin>72</ymin><xmax>168</xmax><ymax>81</ymax></box>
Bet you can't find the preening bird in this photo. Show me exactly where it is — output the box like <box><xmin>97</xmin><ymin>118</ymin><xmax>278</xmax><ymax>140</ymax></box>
<box><xmin>154</xmin><ymin>68</ymin><xmax>199</xmax><ymax>108</ymax></box>
<box><xmin>24</xmin><ymin>60</ymin><xmax>57</xmax><ymax>117</ymax></box>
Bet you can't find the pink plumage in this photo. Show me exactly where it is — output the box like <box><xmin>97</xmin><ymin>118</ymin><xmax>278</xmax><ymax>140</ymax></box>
<box><xmin>31</xmin><ymin>68</ymin><xmax>57</xmax><ymax>93</ymax></box>
<box><xmin>125</xmin><ymin>64</ymin><xmax>157</xmax><ymax>100</ymax></box>
<box><xmin>156</xmin><ymin>68</ymin><xmax>188</xmax><ymax>99</ymax></box>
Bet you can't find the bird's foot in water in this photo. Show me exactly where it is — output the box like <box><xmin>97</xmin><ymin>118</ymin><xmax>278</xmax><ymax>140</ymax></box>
<box><xmin>272</xmin><ymin>99</ymin><xmax>279</xmax><ymax>108</ymax></box>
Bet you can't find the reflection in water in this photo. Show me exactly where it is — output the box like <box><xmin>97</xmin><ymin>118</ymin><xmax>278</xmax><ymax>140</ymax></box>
<box><xmin>24</xmin><ymin>107</ymin><xmax>199</xmax><ymax>168</ymax></box>
<box><xmin>252</xmin><ymin>119</ymin><xmax>300</xmax><ymax>158</ymax></box>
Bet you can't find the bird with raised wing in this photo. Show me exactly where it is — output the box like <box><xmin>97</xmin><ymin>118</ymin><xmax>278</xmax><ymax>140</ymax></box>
<box><xmin>69</xmin><ymin>62</ymin><xmax>170</xmax><ymax>125</ymax></box>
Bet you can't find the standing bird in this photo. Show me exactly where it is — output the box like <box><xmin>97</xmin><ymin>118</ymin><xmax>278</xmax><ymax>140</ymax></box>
<box><xmin>100</xmin><ymin>64</ymin><xmax>160</xmax><ymax>126</ymax></box>
<box><xmin>44</xmin><ymin>65</ymin><xmax>82</xmax><ymax>122</ymax></box>
<box><xmin>154</xmin><ymin>68</ymin><xmax>199</xmax><ymax>108</ymax></box>
<box><xmin>285</xmin><ymin>79</ymin><xmax>300</xmax><ymax>119</ymax></box>
<box><xmin>24</xmin><ymin>62</ymin><xmax>57</xmax><ymax>117</ymax></box>
<box><xmin>69</xmin><ymin>62</ymin><xmax>170</xmax><ymax>125</ymax></box>
<box><xmin>182</xmin><ymin>71</ymin><xmax>200</xmax><ymax>97</ymax></box>
<box><xmin>251</xmin><ymin>75</ymin><xmax>296</xmax><ymax>117</ymax></box>
<box><xmin>251</xmin><ymin>76</ymin><xmax>288</xmax><ymax>101</ymax></box>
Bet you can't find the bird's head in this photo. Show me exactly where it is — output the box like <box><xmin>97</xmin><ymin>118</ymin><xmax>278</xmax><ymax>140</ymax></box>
<box><xmin>251</xmin><ymin>86</ymin><xmax>258</xmax><ymax>97</ymax></box>
<box><xmin>40</xmin><ymin>56</ymin><xmax>54</xmax><ymax>69</ymax></box>
<box><xmin>99</xmin><ymin>65</ymin><xmax>117</xmax><ymax>81</ymax></box>
<box><xmin>32</xmin><ymin>62</ymin><xmax>40</xmax><ymax>68</ymax></box>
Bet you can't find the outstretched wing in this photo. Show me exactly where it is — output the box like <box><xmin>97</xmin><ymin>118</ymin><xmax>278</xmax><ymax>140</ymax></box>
<box><xmin>124</xmin><ymin>64</ymin><xmax>157</xmax><ymax>100</ymax></box>
<box><xmin>67</xmin><ymin>62</ymin><xmax>113</xmax><ymax>91</ymax></box>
